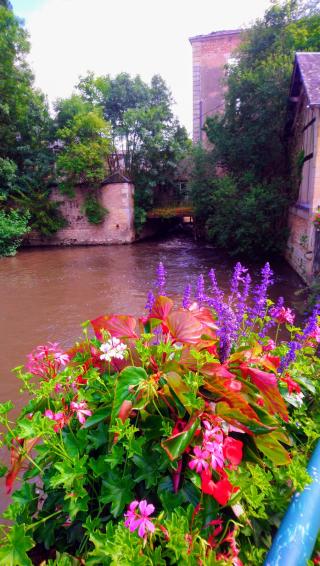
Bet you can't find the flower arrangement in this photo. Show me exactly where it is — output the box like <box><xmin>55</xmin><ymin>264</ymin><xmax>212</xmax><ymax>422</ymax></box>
<box><xmin>0</xmin><ymin>262</ymin><xmax>320</xmax><ymax>565</ymax></box>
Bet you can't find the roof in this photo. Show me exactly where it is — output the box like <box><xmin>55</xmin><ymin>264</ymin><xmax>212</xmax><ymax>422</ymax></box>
<box><xmin>101</xmin><ymin>171</ymin><xmax>131</xmax><ymax>185</ymax></box>
<box><xmin>291</xmin><ymin>53</ymin><xmax>320</xmax><ymax>107</ymax></box>
<box><xmin>189</xmin><ymin>29</ymin><xmax>242</xmax><ymax>44</ymax></box>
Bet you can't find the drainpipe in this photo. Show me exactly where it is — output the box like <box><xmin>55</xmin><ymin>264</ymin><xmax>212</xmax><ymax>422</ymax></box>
<box><xmin>264</xmin><ymin>440</ymin><xmax>320</xmax><ymax>565</ymax></box>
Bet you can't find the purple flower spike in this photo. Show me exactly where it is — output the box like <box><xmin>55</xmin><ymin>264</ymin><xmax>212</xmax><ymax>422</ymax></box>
<box><xmin>208</xmin><ymin>268</ymin><xmax>224</xmax><ymax>311</ymax></box>
<box><xmin>156</xmin><ymin>262</ymin><xmax>166</xmax><ymax>295</ymax></box>
<box><xmin>145</xmin><ymin>291</ymin><xmax>155</xmax><ymax>313</ymax></box>
<box><xmin>182</xmin><ymin>284</ymin><xmax>192</xmax><ymax>309</ymax></box>
<box><xmin>236</xmin><ymin>272</ymin><xmax>251</xmax><ymax>331</ymax></box>
<box><xmin>124</xmin><ymin>499</ymin><xmax>155</xmax><ymax>538</ymax></box>
<box><xmin>230</xmin><ymin>262</ymin><xmax>247</xmax><ymax>303</ymax></box>
<box><xmin>250</xmin><ymin>262</ymin><xmax>274</xmax><ymax>320</ymax></box>
<box><xmin>196</xmin><ymin>274</ymin><xmax>206</xmax><ymax>305</ymax></box>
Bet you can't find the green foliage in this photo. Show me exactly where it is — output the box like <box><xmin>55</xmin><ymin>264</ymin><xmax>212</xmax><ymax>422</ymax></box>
<box><xmin>82</xmin><ymin>193</ymin><xmax>108</xmax><ymax>225</ymax></box>
<box><xmin>76</xmin><ymin>72</ymin><xmax>191</xmax><ymax>229</ymax></box>
<box><xmin>56</xmin><ymin>107</ymin><xmax>112</xmax><ymax>188</ymax></box>
<box><xmin>0</xmin><ymin>208</ymin><xmax>30</xmax><ymax>256</ymax></box>
<box><xmin>0</xmin><ymin>2</ymin><xmax>58</xmax><ymax>242</ymax></box>
<box><xmin>191</xmin><ymin>0</ymin><xmax>320</xmax><ymax>257</ymax></box>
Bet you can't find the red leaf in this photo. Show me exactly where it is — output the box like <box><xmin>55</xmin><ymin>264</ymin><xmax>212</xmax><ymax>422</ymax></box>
<box><xmin>203</xmin><ymin>374</ymin><xmax>261</xmax><ymax>424</ymax></box>
<box><xmin>6</xmin><ymin>437</ymin><xmax>39</xmax><ymax>494</ymax></box>
<box><xmin>166</xmin><ymin>311</ymin><xmax>203</xmax><ymax>344</ymax></box>
<box><xmin>91</xmin><ymin>314</ymin><xmax>138</xmax><ymax>340</ymax></box>
<box><xmin>245</xmin><ymin>367</ymin><xmax>288</xmax><ymax>421</ymax></box>
<box><xmin>149</xmin><ymin>296</ymin><xmax>173</xmax><ymax>321</ymax></box>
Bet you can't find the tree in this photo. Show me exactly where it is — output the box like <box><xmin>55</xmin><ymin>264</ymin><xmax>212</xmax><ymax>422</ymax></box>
<box><xmin>192</xmin><ymin>0</ymin><xmax>320</xmax><ymax>257</ymax></box>
<box><xmin>54</xmin><ymin>99</ymin><xmax>112</xmax><ymax>224</ymax></box>
<box><xmin>0</xmin><ymin>2</ymin><xmax>59</xmax><ymax>246</ymax></box>
<box><xmin>76</xmin><ymin>72</ymin><xmax>191</xmax><ymax>229</ymax></box>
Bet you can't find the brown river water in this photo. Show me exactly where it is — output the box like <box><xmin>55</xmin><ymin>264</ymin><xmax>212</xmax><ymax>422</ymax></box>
<box><xmin>0</xmin><ymin>235</ymin><xmax>306</xmax><ymax>511</ymax></box>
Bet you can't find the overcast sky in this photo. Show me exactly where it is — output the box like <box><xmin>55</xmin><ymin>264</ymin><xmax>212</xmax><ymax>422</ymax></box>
<box><xmin>11</xmin><ymin>0</ymin><xmax>273</xmax><ymax>135</ymax></box>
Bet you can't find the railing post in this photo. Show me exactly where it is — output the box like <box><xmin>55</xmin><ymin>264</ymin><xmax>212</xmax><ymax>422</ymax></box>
<box><xmin>264</xmin><ymin>440</ymin><xmax>320</xmax><ymax>565</ymax></box>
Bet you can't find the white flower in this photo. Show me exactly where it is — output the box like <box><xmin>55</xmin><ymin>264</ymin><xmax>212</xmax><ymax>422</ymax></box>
<box><xmin>287</xmin><ymin>392</ymin><xmax>304</xmax><ymax>407</ymax></box>
<box><xmin>100</xmin><ymin>337</ymin><xmax>127</xmax><ymax>362</ymax></box>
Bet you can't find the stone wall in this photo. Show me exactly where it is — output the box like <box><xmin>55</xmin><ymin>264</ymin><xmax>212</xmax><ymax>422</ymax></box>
<box><xmin>26</xmin><ymin>182</ymin><xmax>135</xmax><ymax>246</ymax></box>
<box><xmin>190</xmin><ymin>30</ymin><xmax>242</xmax><ymax>144</ymax></box>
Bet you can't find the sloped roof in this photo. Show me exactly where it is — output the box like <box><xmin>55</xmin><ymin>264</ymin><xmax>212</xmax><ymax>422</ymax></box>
<box><xmin>292</xmin><ymin>53</ymin><xmax>320</xmax><ymax>107</ymax></box>
<box><xmin>189</xmin><ymin>29</ymin><xmax>241</xmax><ymax>44</ymax></box>
<box><xmin>101</xmin><ymin>171</ymin><xmax>131</xmax><ymax>185</ymax></box>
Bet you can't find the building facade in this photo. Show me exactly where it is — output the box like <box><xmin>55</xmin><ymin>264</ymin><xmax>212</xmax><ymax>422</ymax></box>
<box><xmin>189</xmin><ymin>29</ymin><xmax>242</xmax><ymax>144</ymax></box>
<box><xmin>286</xmin><ymin>53</ymin><xmax>320</xmax><ymax>283</ymax></box>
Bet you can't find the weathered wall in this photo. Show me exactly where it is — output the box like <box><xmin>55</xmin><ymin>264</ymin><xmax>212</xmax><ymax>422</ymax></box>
<box><xmin>26</xmin><ymin>182</ymin><xmax>135</xmax><ymax>246</ymax></box>
<box><xmin>285</xmin><ymin>106</ymin><xmax>320</xmax><ymax>283</ymax></box>
<box><xmin>190</xmin><ymin>30</ymin><xmax>242</xmax><ymax>144</ymax></box>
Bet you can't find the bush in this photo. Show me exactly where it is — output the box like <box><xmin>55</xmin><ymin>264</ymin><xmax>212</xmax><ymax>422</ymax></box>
<box><xmin>0</xmin><ymin>263</ymin><xmax>320</xmax><ymax>564</ymax></box>
<box><xmin>0</xmin><ymin>208</ymin><xmax>30</xmax><ymax>256</ymax></box>
<box><xmin>82</xmin><ymin>194</ymin><xmax>108</xmax><ymax>224</ymax></box>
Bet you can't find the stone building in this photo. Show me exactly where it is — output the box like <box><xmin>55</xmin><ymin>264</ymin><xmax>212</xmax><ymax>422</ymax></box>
<box><xmin>189</xmin><ymin>29</ymin><xmax>242</xmax><ymax>144</ymax></box>
<box><xmin>26</xmin><ymin>172</ymin><xmax>135</xmax><ymax>246</ymax></box>
<box><xmin>286</xmin><ymin>53</ymin><xmax>320</xmax><ymax>283</ymax></box>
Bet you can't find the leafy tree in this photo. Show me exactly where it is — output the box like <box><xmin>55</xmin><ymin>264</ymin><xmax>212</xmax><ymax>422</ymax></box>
<box><xmin>192</xmin><ymin>0</ymin><xmax>320</xmax><ymax>257</ymax></box>
<box><xmin>76</xmin><ymin>72</ymin><xmax>191</xmax><ymax>230</ymax></box>
<box><xmin>0</xmin><ymin>2</ymin><xmax>59</xmax><ymax>245</ymax></box>
<box><xmin>0</xmin><ymin>208</ymin><xmax>30</xmax><ymax>256</ymax></box>
<box><xmin>54</xmin><ymin>99</ymin><xmax>112</xmax><ymax>224</ymax></box>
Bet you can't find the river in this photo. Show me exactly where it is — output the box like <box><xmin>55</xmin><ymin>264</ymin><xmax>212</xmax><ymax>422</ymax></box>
<box><xmin>0</xmin><ymin>235</ymin><xmax>305</xmax><ymax>408</ymax></box>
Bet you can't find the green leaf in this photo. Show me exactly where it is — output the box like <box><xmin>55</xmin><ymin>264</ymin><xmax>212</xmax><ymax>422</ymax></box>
<box><xmin>101</xmin><ymin>472</ymin><xmax>134</xmax><ymax>517</ymax></box>
<box><xmin>166</xmin><ymin>371</ymin><xmax>193</xmax><ymax>415</ymax></box>
<box><xmin>216</xmin><ymin>402</ymin><xmax>274</xmax><ymax>434</ymax></box>
<box><xmin>82</xmin><ymin>406</ymin><xmax>110</xmax><ymax>429</ymax></box>
<box><xmin>254</xmin><ymin>433</ymin><xmax>291</xmax><ymax>465</ymax></box>
<box><xmin>161</xmin><ymin>417</ymin><xmax>199</xmax><ymax>460</ymax></box>
<box><xmin>0</xmin><ymin>525</ymin><xmax>34</xmax><ymax>566</ymax></box>
<box><xmin>0</xmin><ymin>401</ymin><xmax>14</xmax><ymax>415</ymax></box>
<box><xmin>111</xmin><ymin>366</ymin><xmax>147</xmax><ymax>425</ymax></box>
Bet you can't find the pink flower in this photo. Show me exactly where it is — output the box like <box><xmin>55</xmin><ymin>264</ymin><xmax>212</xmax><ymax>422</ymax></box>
<box><xmin>270</xmin><ymin>306</ymin><xmax>295</xmax><ymax>325</ymax></box>
<box><xmin>310</xmin><ymin>325</ymin><xmax>320</xmax><ymax>343</ymax></box>
<box><xmin>70</xmin><ymin>401</ymin><xmax>92</xmax><ymax>424</ymax></box>
<box><xmin>26</xmin><ymin>342</ymin><xmax>69</xmax><ymax>379</ymax></box>
<box><xmin>124</xmin><ymin>500</ymin><xmax>155</xmax><ymax>538</ymax></box>
<box><xmin>189</xmin><ymin>446</ymin><xmax>210</xmax><ymax>473</ymax></box>
<box><xmin>263</xmin><ymin>339</ymin><xmax>276</xmax><ymax>352</ymax></box>
<box><xmin>203</xmin><ymin>421</ymin><xmax>224</xmax><ymax>443</ymax></box>
<box><xmin>44</xmin><ymin>409</ymin><xmax>69</xmax><ymax>432</ymax></box>
<box><xmin>206</xmin><ymin>441</ymin><xmax>225</xmax><ymax>470</ymax></box>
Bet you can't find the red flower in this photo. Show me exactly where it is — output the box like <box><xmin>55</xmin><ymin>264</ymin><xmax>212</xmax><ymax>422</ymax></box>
<box><xmin>280</xmin><ymin>374</ymin><xmax>301</xmax><ymax>395</ymax></box>
<box><xmin>223</xmin><ymin>437</ymin><xmax>243</xmax><ymax>467</ymax></box>
<box><xmin>201</xmin><ymin>469</ymin><xmax>238</xmax><ymax>506</ymax></box>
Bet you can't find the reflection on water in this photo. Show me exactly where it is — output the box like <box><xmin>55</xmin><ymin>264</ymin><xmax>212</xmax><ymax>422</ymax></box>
<box><xmin>0</xmin><ymin>236</ymin><xmax>305</xmax><ymax>406</ymax></box>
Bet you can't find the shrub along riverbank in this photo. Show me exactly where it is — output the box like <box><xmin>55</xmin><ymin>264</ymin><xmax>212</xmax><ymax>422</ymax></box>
<box><xmin>0</xmin><ymin>263</ymin><xmax>319</xmax><ymax>564</ymax></box>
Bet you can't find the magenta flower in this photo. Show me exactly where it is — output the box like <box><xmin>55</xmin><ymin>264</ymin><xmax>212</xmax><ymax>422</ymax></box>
<box><xmin>26</xmin><ymin>342</ymin><xmax>69</xmax><ymax>379</ymax></box>
<box><xmin>189</xmin><ymin>446</ymin><xmax>210</xmax><ymax>473</ymax></box>
<box><xmin>44</xmin><ymin>409</ymin><xmax>69</xmax><ymax>432</ymax></box>
<box><xmin>124</xmin><ymin>500</ymin><xmax>155</xmax><ymax>538</ymax></box>
<box><xmin>70</xmin><ymin>401</ymin><xmax>92</xmax><ymax>424</ymax></box>
<box><xmin>206</xmin><ymin>441</ymin><xmax>225</xmax><ymax>470</ymax></box>
<box><xmin>270</xmin><ymin>305</ymin><xmax>295</xmax><ymax>325</ymax></box>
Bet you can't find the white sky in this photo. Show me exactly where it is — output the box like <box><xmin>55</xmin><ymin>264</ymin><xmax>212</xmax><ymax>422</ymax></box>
<box><xmin>11</xmin><ymin>0</ymin><xmax>272</xmax><ymax>135</ymax></box>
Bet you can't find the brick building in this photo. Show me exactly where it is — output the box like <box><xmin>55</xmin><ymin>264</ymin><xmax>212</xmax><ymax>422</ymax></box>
<box><xmin>286</xmin><ymin>53</ymin><xmax>320</xmax><ymax>283</ymax></box>
<box><xmin>189</xmin><ymin>29</ymin><xmax>242</xmax><ymax>144</ymax></box>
